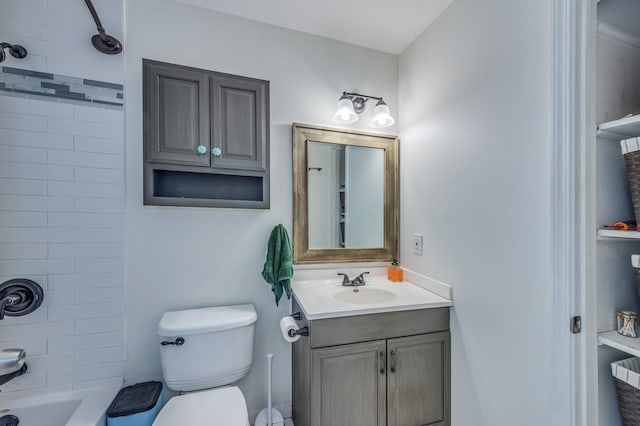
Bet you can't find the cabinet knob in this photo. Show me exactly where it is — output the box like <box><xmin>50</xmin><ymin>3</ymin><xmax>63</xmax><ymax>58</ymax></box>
<box><xmin>196</xmin><ymin>145</ymin><xmax>208</xmax><ymax>155</ymax></box>
<box><xmin>212</xmin><ymin>147</ymin><xmax>222</xmax><ymax>157</ymax></box>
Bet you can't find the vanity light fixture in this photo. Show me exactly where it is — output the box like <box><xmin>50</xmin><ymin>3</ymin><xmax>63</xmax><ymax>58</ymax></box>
<box><xmin>332</xmin><ymin>91</ymin><xmax>395</xmax><ymax>128</ymax></box>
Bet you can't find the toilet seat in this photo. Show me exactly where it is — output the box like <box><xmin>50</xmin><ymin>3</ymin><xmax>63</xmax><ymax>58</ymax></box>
<box><xmin>153</xmin><ymin>386</ymin><xmax>249</xmax><ymax>426</ymax></box>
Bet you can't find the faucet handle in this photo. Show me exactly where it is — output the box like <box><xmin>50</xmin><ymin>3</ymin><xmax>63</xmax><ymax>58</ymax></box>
<box><xmin>353</xmin><ymin>271</ymin><xmax>370</xmax><ymax>285</ymax></box>
<box><xmin>337</xmin><ymin>273</ymin><xmax>350</xmax><ymax>285</ymax></box>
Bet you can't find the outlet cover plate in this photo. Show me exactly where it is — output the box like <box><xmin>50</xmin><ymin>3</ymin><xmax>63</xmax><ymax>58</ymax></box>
<box><xmin>413</xmin><ymin>233</ymin><xmax>423</xmax><ymax>255</ymax></box>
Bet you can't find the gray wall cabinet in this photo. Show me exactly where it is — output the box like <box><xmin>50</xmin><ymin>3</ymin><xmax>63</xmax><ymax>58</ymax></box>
<box><xmin>143</xmin><ymin>59</ymin><xmax>270</xmax><ymax>209</ymax></box>
<box><xmin>292</xmin><ymin>297</ymin><xmax>451</xmax><ymax>426</ymax></box>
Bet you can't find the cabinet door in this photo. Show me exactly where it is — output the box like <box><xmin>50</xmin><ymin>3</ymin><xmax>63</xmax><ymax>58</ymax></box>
<box><xmin>387</xmin><ymin>332</ymin><xmax>451</xmax><ymax>426</ymax></box>
<box><xmin>312</xmin><ymin>340</ymin><xmax>387</xmax><ymax>426</ymax></box>
<box><xmin>144</xmin><ymin>60</ymin><xmax>211</xmax><ymax>166</ymax></box>
<box><xmin>211</xmin><ymin>75</ymin><xmax>268</xmax><ymax>172</ymax></box>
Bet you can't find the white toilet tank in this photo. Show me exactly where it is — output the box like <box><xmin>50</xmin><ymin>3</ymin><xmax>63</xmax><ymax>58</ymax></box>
<box><xmin>157</xmin><ymin>304</ymin><xmax>257</xmax><ymax>392</ymax></box>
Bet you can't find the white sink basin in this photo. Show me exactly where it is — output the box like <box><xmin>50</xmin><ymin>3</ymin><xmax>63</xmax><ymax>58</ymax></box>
<box><xmin>292</xmin><ymin>272</ymin><xmax>452</xmax><ymax>319</ymax></box>
<box><xmin>334</xmin><ymin>287</ymin><xmax>397</xmax><ymax>304</ymax></box>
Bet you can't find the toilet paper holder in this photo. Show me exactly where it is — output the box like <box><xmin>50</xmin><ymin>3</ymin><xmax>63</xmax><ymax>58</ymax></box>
<box><xmin>289</xmin><ymin>312</ymin><xmax>309</xmax><ymax>338</ymax></box>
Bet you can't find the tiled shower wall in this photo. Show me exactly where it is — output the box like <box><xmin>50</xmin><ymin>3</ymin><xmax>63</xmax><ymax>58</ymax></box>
<box><xmin>0</xmin><ymin>0</ymin><xmax>125</xmax><ymax>392</ymax></box>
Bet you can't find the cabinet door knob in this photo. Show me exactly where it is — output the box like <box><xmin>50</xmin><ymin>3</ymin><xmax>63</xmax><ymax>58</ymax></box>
<box><xmin>212</xmin><ymin>147</ymin><xmax>222</xmax><ymax>157</ymax></box>
<box><xmin>196</xmin><ymin>145</ymin><xmax>207</xmax><ymax>155</ymax></box>
<box><xmin>379</xmin><ymin>351</ymin><xmax>386</xmax><ymax>374</ymax></box>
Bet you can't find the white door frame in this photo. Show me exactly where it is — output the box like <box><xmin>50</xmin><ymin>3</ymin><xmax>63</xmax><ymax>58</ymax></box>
<box><xmin>552</xmin><ymin>0</ymin><xmax>596</xmax><ymax>425</ymax></box>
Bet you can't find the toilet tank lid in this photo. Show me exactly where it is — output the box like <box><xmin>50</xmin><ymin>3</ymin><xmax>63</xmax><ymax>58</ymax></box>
<box><xmin>157</xmin><ymin>304</ymin><xmax>257</xmax><ymax>336</ymax></box>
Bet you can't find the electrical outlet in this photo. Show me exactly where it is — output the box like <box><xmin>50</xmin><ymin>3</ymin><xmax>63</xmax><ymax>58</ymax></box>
<box><xmin>413</xmin><ymin>233</ymin><xmax>423</xmax><ymax>255</ymax></box>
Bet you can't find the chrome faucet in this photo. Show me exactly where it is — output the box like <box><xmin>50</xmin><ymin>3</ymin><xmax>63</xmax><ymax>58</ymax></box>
<box><xmin>337</xmin><ymin>272</ymin><xmax>369</xmax><ymax>287</ymax></box>
<box><xmin>0</xmin><ymin>349</ymin><xmax>27</xmax><ymax>388</ymax></box>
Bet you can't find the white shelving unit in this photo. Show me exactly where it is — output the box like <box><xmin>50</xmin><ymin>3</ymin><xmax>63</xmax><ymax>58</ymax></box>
<box><xmin>598</xmin><ymin>114</ymin><xmax>640</xmax><ymax>140</ymax></box>
<box><xmin>598</xmin><ymin>331</ymin><xmax>640</xmax><ymax>358</ymax></box>
<box><xmin>597</xmin><ymin>229</ymin><xmax>640</xmax><ymax>240</ymax></box>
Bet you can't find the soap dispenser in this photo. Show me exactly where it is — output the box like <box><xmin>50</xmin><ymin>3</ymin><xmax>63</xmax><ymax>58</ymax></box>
<box><xmin>387</xmin><ymin>257</ymin><xmax>403</xmax><ymax>282</ymax></box>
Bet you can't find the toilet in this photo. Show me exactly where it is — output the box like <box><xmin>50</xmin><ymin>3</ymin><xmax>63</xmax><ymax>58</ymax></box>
<box><xmin>152</xmin><ymin>304</ymin><xmax>258</xmax><ymax>426</ymax></box>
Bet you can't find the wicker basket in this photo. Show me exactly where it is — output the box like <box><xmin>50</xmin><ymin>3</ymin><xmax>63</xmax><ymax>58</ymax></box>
<box><xmin>612</xmin><ymin>357</ymin><xmax>640</xmax><ymax>425</ymax></box>
<box><xmin>623</xmin><ymin>140</ymin><xmax>640</xmax><ymax>224</ymax></box>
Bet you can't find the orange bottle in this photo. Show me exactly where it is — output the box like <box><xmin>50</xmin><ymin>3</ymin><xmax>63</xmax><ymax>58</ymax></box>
<box><xmin>387</xmin><ymin>257</ymin><xmax>403</xmax><ymax>282</ymax></box>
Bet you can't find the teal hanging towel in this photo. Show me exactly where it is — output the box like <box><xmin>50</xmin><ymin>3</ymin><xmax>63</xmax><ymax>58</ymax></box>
<box><xmin>262</xmin><ymin>224</ymin><xmax>294</xmax><ymax>306</ymax></box>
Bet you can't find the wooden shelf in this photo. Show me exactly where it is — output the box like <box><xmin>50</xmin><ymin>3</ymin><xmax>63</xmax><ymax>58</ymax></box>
<box><xmin>599</xmin><ymin>330</ymin><xmax>640</xmax><ymax>357</ymax></box>
<box><xmin>597</xmin><ymin>229</ymin><xmax>640</xmax><ymax>240</ymax></box>
<box><xmin>597</xmin><ymin>115</ymin><xmax>640</xmax><ymax>140</ymax></box>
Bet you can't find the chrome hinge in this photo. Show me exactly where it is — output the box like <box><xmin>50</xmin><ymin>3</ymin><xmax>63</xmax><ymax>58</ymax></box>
<box><xmin>572</xmin><ymin>316</ymin><xmax>582</xmax><ymax>334</ymax></box>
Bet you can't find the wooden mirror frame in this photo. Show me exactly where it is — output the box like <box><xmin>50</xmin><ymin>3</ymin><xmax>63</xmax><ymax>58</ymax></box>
<box><xmin>292</xmin><ymin>123</ymin><xmax>399</xmax><ymax>264</ymax></box>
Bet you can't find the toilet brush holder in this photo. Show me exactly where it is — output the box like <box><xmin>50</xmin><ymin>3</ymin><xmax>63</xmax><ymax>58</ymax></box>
<box><xmin>255</xmin><ymin>353</ymin><xmax>284</xmax><ymax>426</ymax></box>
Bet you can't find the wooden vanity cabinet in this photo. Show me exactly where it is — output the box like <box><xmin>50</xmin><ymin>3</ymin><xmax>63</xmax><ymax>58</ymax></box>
<box><xmin>292</xmin><ymin>297</ymin><xmax>451</xmax><ymax>426</ymax></box>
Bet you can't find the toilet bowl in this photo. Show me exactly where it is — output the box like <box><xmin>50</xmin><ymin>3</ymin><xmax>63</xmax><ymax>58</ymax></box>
<box><xmin>151</xmin><ymin>304</ymin><xmax>257</xmax><ymax>426</ymax></box>
<box><xmin>153</xmin><ymin>387</ymin><xmax>249</xmax><ymax>426</ymax></box>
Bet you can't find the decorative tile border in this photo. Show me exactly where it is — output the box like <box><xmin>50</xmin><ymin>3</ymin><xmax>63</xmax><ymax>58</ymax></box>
<box><xmin>0</xmin><ymin>67</ymin><xmax>124</xmax><ymax>109</ymax></box>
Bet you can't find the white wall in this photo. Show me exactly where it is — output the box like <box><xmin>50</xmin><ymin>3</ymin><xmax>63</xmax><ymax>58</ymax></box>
<box><xmin>398</xmin><ymin>0</ymin><xmax>553</xmax><ymax>424</ymax></box>
<box><xmin>0</xmin><ymin>0</ymin><xmax>125</xmax><ymax>392</ymax></box>
<box><xmin>124</xmin><ymin>0</ymin><xmax>398</xmax><ymax>418</ymax></box>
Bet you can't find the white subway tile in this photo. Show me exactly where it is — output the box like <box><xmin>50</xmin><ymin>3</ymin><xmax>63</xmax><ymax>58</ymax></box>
<box><xmin>74</xmin><ymin>346</ymin><xmax>125</xmax><ymax>367</ymax></box>
<box><xmin>48</xmin><ymin>273</ymin><xmax>123</xmax><ymax>290</ymax></box>
<box><xmin>74</xmin><ymin>197</ymin><xmax>123</xmax><ymax>213</ymax></box>
<box><xmin>75</xmin><ymin>258</ymin><xmax>123</xmax><ymax>273</ymax></box>
<box><xmin>74</xmin><ymin>167</ymin><xmax>124</xmax><ymax>184</ymax></box>
<box><xmin>0</xmin><ymin>129</ymin><xmax>73</xmax><ymax>150</ymax></box>
<box><xmin>0</xmin><ymin>178</ymin><xmax>47</xmax><ymax>195</ymax></box>
<box><xmin>0</xmin><ymin>372</ymin><xmax>46</xmax><ymax>392</ymax></box>
<box><xmin>0</xmin><ymin>112</ymin><xmax>47</xmax><ymax>132</ymax></box>
<box><xmin>27</xmin><ymin>353</ymin><xmax>74</xmax><ymax>373</ymax></box>
<box><xmin>0</xmin><ymin>321</ymin><xmax>73</xmax><ymax>342</ymax></box>
<box><xmin>48</xmin><ymin>149</ymin><xmax>122</xmax><ymax>169</ymax></box>
<box><xmin>0</xmin><ymin>145</ymin><xmax>47</xmax><ymax>164</ymax></box>
<box><xmin>48</xmin><ymin>181</ymin><xmax>123</xmax><ymax>199</ymax></box>
<box><xmin>73</xmin><ymin>105</ymin><xmax>123</xmax><ymax>125</ymax></box>
<box><xmin>0</xmin><ymin>52</ymin><xmax>46</xmax><ymax>72</ymax></box>
<box><xmin>5</xmin><ymin>338</ymin><xmax>47</xmax><ymax>356</ymax></box>
<box><xmin>0</xmin><ymin>162</ymin><xmax>73</xmax><ymax>181</ymax></box>
<box><xmin>0</xmin><ymin>258</ymin><xmax>74</xmax><ymax>275</ymax></box>
<box><xmin>0</xmin><ymin>195</ymin><xmax>73</xmax><ymax>212</ymax></box>
<box><xmin>0</xmin><ymin>212</ymin><xmax>47</xmax><ymax>227</ymax></box>
<box><xmin>74</xmin><ymin>136</ymin><xmax>123</xmax><ymax>155</ymax></box>
<box><xmin>47</xmin><ymin>362</ymin><xmax>124</xmax><ymax>386</ymax></box>
<box><xmin>75</xmin><ymin>317</ymin><xmax>124</xmax><ymax>336</ymax></box>
<box><xmin>48</xmin><ymin>332</ymin><xmax>124</xmax><ymax>353</ymax></box>
<box><xmin>74</xmin><ymin>228</ymin><xmax>124</xmax><ymax>243</ymax></box>
<box><xmin>0</xmin><ymin>243</ymin><xmax>47</xmax><ymax>260</ymax></box>
<box><xmin>42</xmin><ymin>290</ymin><xmax>74</xmax><ymax>307</ymax></box>
<box><xmin>47</xmin><ymin>213</ymin><xmax>123</xmax><ymax>229</ymax></box>
<box><xmin>47</xmin><ymin>118</ymin><xmax>122</xmax><ymax>139</ymax></box>
<box><xmin>75</xmin><ymin>287</ymin><xmax>123</xmax><ymax>304</ymax></box>
<box><xmin>0</xmin><ymin>274</ymin><xmax>47</xmax><ymax>290</ymax></box>
<box><xmin>0</xmin><ymin>97</ymin><xmax>73</xmax><ymax>119</ymax></box>
<box><xmin>0</xmin><ymin>15</ymin><xmax>46</xmax><ymax>40</ymax></box>
<box><xmin>48</xmin><ymin>302</ymin><xmax>124</xmax><ymax>322</ymax></box>
<box><xmin>46</xmin><ymin>58</ymin><xmax>123</xmax><ymax>84</ymax></box>
<box><xmin>0</xmin><ymin>227</ymin><xmax>73</xmax><ymax>243</ymax></box>
<box><xmin>49</xmin><ymin>243</ymin><xmax>122</xmax><ymax>259</ymax></box>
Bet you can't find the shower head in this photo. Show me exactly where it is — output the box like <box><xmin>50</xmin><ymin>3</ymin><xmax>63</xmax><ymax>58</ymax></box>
<box><xmin>84</xmin><ymin>0</ymin><xmax>123</xmax><ymax>55</ymax></box>
<box><xmin>91</xmin><ymin>33</ymin><xmax>122</xmax><ymax>55</ymax></box>
<box><xmin>0</xmin><ymin>43</ymin><xmax>28</xmax><ymax>63</ymax></box>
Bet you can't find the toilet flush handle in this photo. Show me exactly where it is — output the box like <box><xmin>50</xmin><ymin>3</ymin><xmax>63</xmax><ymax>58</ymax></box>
<box><xmin>161</xmin><ymin>337</ymin><xmax>185</xmax><ymax>346</ymax></box>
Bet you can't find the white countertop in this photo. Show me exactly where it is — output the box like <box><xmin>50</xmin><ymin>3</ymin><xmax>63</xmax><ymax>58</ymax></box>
<box><xmin>292</xmin><ymin>267</ymin><xmax>452</xmax><ymax>320</ymax></box>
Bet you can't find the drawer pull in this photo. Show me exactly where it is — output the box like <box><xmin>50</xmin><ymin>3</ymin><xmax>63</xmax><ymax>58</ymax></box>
<box><xmin>196</xmin><ymin>145</ymin><xmax>207</xmax><ymax>155</ymax></box>
<box><xmin>390</xmin><ymin>350</ymin><xmax>396</xmax><ymax>373</ymax></box>
<box><xmin>379</xmin><ymin>351</ymin><xmax>386</xmax><ymax>374</ymax></box>
<box><xmin>212</xmin><ymin>147</ymin><xmax>222</xmax><ymax>157</ymax></box>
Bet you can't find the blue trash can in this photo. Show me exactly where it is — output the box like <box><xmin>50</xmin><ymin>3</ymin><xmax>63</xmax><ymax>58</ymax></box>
<box><xmin>107</xmin><ymin>381</ymin><xmax>163</xmax><ymax>426</ymax></box>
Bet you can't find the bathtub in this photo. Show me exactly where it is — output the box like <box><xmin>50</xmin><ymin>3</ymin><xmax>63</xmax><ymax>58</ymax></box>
<box><xmin>0</xmin><ymin>385</ymin><xmax>120</xmax><ymax>426</ymax></box>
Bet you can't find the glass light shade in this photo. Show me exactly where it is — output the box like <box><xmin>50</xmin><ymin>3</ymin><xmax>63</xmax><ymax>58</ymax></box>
<box><xmin>332</xmin><ymin>95</ymin><xmax>358</xmax><ymax>124</ymax></box>
<box><xmin>369</xmin><ymin>100</ymin><xmax>395</xmax><ymax>128</ymax></box>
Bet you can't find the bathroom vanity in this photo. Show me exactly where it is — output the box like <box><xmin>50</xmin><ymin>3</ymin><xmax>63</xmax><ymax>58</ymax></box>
<box><xmin>291</xmin><ymin>274</ymin><xmax>451</xmax><ymax>426</ymax></box>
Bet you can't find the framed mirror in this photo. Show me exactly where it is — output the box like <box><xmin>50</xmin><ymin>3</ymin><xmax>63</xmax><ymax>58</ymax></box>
<box><xmin>292</xmin><ymin>123</ymin><xmax>398</xmax><ymax>264</ymax></box>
